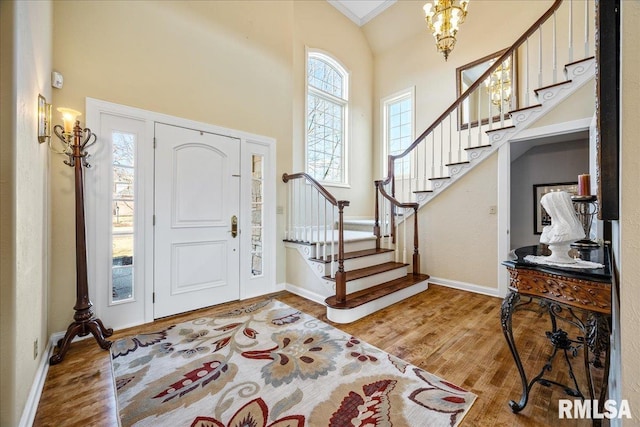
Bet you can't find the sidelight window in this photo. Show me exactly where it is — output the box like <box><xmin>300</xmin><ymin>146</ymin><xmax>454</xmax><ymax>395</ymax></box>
<box><xmin>111</xmin><ymin>131</ymin><xmax>135</xmax><ymax>303</ymax></box>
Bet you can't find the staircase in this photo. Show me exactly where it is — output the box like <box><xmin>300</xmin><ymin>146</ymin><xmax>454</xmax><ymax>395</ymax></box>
<box><xmin>284</xmin><ymin>0</ymin><xmax>596</xmax><ymax>323</ymax></box>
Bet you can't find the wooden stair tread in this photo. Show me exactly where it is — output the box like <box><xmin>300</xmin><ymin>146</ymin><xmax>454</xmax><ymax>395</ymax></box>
<box><xmin>310</xmin><ymin>248</ymin><xmax>394</xmax><ymax>264</ymax></box>
<box><xmin>428</xmin><ymin>176</ymin><xmax>450</xmax><ymax>181</ymax></box>
<box><xmin>486</xmin><ymin>125</ymin><xmax>516</xmax><ymax>134</ymax></box>
<box><xmin>509</xmin><ymin>104</ymin><xmax>542</xmax><ymax>114</ymax></box>
<box><xmin>323</xmin><ymin>261</ymin><xmax>407</xmax><ymax>282</ymax></box>
<box><xmin>413</xmin><ymin>189</ymin><xmax>433</xmax><ymax>194</ymax></box>
<box><xmin>446</xmin><ymin>161</ymin><xmax>470</xmax><ymax>166</ymax></box>
<box><xmin>565</xmin><ymin>56</ymin><xmax>595</xmax><ymax>68</ymax></box>
<box><xmin>464</xmin><ymin>144</ymin><xmax>491</xmax><ymax>151</ymax></box>
<box><xmin>534</xmin><ymin>80</ymin><xmax>572</xmax><ymax>94</ymax></box>
<box><xmin>325</xmin><ymin>273</ymin><xmax>430</xmax><ymax>309</ymax></box>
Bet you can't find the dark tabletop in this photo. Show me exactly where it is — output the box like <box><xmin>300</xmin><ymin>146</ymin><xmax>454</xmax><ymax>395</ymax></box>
<box><xmin>502</xmin><ymin>244</ymin><xmax>612</xmax><ymax>283</ymax></box>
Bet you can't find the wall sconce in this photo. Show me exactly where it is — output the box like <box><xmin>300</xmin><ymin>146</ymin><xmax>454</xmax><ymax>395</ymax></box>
<box><xmin>37</xmin><ymin>94</ymin><xmax>52</xmax><ymax>144</ymax></box>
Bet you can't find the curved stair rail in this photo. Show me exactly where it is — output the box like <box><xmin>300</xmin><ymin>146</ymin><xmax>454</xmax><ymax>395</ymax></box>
<box><xmin>282</xmin><ymin>172</ymin><xmax>350</xmax><ymax>304</ymax></box>
<box><xmin>381</xmin><ymin>0</ymin><xmax>594</xmax><ymax>206</ymax></box>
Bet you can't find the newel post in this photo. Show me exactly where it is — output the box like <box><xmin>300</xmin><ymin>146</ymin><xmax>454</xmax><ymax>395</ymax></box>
<box><xmin>335</xmin><ymin>200</ymin><xmax>350</xmax><ymax>304</ymax></box>
<box><xmin>413</xmin><ymin>205</ymin><xmax>420</xmax><ymax>274</ymax></box>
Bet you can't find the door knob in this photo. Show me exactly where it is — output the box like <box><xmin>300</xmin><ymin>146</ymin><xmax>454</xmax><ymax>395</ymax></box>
<box><xmin>231</xmin><ymin>215</ymin><xmax>238</xmax><ymax>238</ymax></box>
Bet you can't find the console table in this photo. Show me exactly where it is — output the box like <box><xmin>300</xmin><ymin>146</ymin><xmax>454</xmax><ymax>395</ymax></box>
<box><xmin>501</xmin><ymin>245</ymin><xmax>612</xmax><ymax>425</ymax></box>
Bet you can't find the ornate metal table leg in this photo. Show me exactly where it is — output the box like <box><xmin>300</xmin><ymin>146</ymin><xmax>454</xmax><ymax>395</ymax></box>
<box><xmin>583</xmin><ymin>313</ymin><xmax>611</xmax><ymax>427</ymax></box>
<box><xmin>501</xmin><ymin>291</ymin><xmax>530</xmax><ymax>412</ymax></box>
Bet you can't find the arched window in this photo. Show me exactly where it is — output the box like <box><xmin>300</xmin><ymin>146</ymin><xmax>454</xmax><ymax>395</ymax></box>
<box><xmin>306</xmin><ymin>50</ymin><xmax>349</xmax><ymax>184</ymax></box>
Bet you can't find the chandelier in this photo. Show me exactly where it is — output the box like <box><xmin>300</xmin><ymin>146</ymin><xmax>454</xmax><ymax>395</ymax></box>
<box><xmin>484</xmin><ymin>56</ymin><xmax>512</xmax><ymax>111</ymax></box>
<box><xmin>423</xmin><ymin>0</ymin><xmax>470</xmax><ymax>61</ymax></box>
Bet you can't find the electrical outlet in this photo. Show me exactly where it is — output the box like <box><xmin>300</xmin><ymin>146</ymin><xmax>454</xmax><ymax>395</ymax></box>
<box><xmin>33</xmin><ymin>339</ymin><xmax>38</xmax><ymax>359</ymax></box>
<box><xmin>276</xmin><ymin>206</ymin><xmax>284</xmax><ymax>214</ymax></box>
<box><xmin>489</xmin><ymin>205</ymin><xmax>497</xmax><ymax>215</ymax></box>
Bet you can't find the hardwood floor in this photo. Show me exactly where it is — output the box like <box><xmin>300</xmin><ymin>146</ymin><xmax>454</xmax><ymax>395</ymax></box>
<box><xmin>34</xmin><ymin>285</ymin><xmax>603</xmax><ymax>426</ymax></box>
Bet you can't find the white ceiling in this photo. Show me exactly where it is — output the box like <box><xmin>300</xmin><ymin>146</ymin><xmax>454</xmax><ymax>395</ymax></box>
<box><xmin>328</xmin><ymin>0</ymin><xmax>397</xmax><ymax>26</ymax></box>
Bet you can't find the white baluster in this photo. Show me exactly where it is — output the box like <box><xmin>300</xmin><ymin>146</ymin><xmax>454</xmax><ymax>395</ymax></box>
<box><xmin>431</xmin><ymin>132</ymin><xmax>436</xmax><ymax>184</ymax></box>
<box><xmin>466</xmin><ymin>106</ymin><xmax>471</xmax><ymax>149</ymax></box>
<box><xmin>448</xmin><ymin>114</ymin><xmax>452</xmax><ymax>165</ymax></box>
<box><xmin>294</xmin><ymin>179</ymin><xmax>299</xmax><ymax>240</ymax></box>
<box><xmin>440</xmin><ymin>124</ymin><xmax>444</xmax><ymax>177</ymax></box>
<box><xmin>488</xmin><ymin>88</ymin><xmax>493</xmax><ymax>131</ymax></box>
<box><xmin>525</xmin><ymin>39</ymin><xmax>530</xmax><ymax>106</ymax></box>
<box><xmin>538</xmin><ymin>27</ymin><xmax>543</xmax><ymax>89</ymax></box>
<box><xmin>331</xmin><ymin>205</ymin><xmax>336</xmax><ymax>277</ymax></box>
<box><xmin>476</xmin><ymin>88</ymin><xmax>481</xmax><ymax>146</ymax></box>
<box><xmin>568</xmin><ymin>0</ymin><xmax>574</xmax><ymax>63</ymax></box>
<box><xmin>402</xmin><ymin>207</ymin><xmax>407</xmax><ymax>264</ymax></box>
<box><xmin>584</xmin><ymin>0</ymin><xmax>589</xmax><ymax>57</ymax></box>
<box><xmin>323</xmin><ymin>198</ymin><xmax>327</xmax><ymax>260</ymax></box>
<box><xmin>553</xmin><ymin>11</ymin><xmax>558</xmax><ymax>84</ymax></box>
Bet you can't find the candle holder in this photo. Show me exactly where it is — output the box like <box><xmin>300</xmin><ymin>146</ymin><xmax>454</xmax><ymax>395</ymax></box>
<box><xmin>571</xmin><ymin>195</ymin><xmax>600</xmax><ymax>248</ymax></box>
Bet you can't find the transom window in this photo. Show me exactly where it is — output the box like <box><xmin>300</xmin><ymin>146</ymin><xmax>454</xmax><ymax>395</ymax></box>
<box><xmin>306</xmin><ymin>51</ymin><xmax>349</xmax><ymax>184</ymax></box>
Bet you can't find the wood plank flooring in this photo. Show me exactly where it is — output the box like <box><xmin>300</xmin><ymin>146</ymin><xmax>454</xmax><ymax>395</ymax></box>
<box><xmin>34</xmin><ymin>285</ymin><xmax>603</xmax><ymax>426</ymax></box>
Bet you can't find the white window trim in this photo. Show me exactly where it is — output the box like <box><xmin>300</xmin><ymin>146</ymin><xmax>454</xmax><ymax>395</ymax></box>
<box><xmin>305</xmin><ymin>47</ymin><xmax>350</xmax><ymax>187</ymax></box>
<box><xmin>381</xmin><ymin>87</ymin><xmax>415</xmax><ymax>177</ymax></box>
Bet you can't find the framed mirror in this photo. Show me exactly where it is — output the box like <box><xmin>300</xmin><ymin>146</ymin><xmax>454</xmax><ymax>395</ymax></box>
<box><xmin>456</xmin><ymin>48</ymin><xmax>518</xmax><ymax>129</ymax></box>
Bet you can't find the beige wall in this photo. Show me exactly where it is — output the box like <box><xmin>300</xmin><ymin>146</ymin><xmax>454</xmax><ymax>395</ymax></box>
<box><xmin>367</xmin><ymin>1</ymin><xmax>595</xmax><ymax>291</ymax></box>
<box><xmin>50</xmin><ymin>0</ymin><xmax>375</xmax><ymax>333</ymax></box>
<box><xmin>420</xmin><ymin>153</ymin><xmax>499</xmax><ymax>288</ymax></box>
<box><xmin>50</xmin><ymin>0</ymin><xmax>295</xmax><ymax>334</ymax></box>
<box><xmin>620</xmin><ymin>1</ymin><xmax>640</xmax><ymax>422</ymax></box>
<box><xmin>0</xmin><ymin>1</ymin><xmax>52</xmax><ymax>425</ymax></box>
<box><xmin>367</xmin><ymin>0</ymin><xmax>551</xmax><ymax>179</ymax></box>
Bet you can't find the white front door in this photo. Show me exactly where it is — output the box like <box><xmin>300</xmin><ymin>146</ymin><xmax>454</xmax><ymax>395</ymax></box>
<box><xmin>154</xmin><ymin>123</ymin><xmax>240</xmax><ymax>318</ymax></box>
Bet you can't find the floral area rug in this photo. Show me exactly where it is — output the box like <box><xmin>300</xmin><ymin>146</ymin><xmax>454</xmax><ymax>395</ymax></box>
<box><xmin>111</xmin><ymin>299</ymin><xmax>476</xmax><ymax>426</ymax></box>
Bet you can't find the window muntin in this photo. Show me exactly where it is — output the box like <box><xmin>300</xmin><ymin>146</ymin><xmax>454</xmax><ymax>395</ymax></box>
<box><xmin>306</xmin><ymin>51</ymin><xmax>348</xmax><ymax>184</ymax></box>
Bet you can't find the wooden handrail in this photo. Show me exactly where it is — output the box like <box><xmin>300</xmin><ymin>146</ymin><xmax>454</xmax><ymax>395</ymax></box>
<box><xmin>374</xmin><ymin>0</ymin><xmax>565</xmax><ymax>276</ymax></box>
<box><xmin>282</xmin><ymin>172</ymin><xmax>350</xmax><ymax>304</ymax></box>
<box><xmin>381</xmin><ymin>0</ymin><xmax>564</xmax><ymax>186</ymax></box>
<box><xmin>282</xmin><ymin>172</ymin><xmax>343</xmax><ymax>206</ymax></box>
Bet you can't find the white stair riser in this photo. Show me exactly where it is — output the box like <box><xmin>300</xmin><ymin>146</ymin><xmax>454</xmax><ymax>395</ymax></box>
<box><xmin>316</xmin><ymin>251</ymin><xmax>396</xmax><ymax>276</ymax></box>
<box><xmin>345</xmin><ymin>266</ymin><xmax>408</xmax><ymax>294</ymax></box>
<box><xmin>344</xmin><ymin>251</ymin><xmax>396</xmax><ymax>272</ymax></box>
<box><xmin>310</xmin><ymin>239</ymin><xmax>376</xmax><ymax>258</ymax></box>
<box><xmin>327</xmin><ymin>281</ymin><xmax>429</xmax><ymax>324</ymax></box>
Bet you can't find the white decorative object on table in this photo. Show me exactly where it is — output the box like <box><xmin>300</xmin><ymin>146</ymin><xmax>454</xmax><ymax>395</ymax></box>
<box><xmin>538</xmin><ymin>191</ymin><xmax>584</xmax><ymax>264</ymax></box>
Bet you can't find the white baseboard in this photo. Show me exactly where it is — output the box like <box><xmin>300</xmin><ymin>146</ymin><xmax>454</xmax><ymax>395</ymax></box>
<box><xmin>18</xmin><ymin>335</ymin><xmax>56</xmax><ymax>427</ymax></box>
<box><xmin>282</xmin><ymin>282</ymin><xmax>327</xmax><ymax>306</ymax></box>
<box><xmin>428</xmin><ymin>276</ymin><xmax>501</xmax><ymax>298</ymax></box>
<box><xmin>19</xmin><ymin>330</ymin><xmax>108</xmax><ymax>427</ymax></box>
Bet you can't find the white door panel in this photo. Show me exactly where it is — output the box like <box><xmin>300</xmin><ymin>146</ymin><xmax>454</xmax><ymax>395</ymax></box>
<box><xmin>154</xmin><ymin>123</ymin><xmax>240</xmax><ymax>318</ymax></box>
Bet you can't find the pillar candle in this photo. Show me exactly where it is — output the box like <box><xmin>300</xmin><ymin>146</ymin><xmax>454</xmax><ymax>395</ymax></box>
<box><xmin>578</xmin><ymin>174</ymin><xmax>591</xmax><ymax>196</ymax></box>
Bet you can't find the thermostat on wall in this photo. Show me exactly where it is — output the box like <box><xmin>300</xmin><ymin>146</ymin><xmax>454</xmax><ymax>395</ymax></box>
<box><xmin>51</xmin><ymin>71</ymin><xmax>63</xmax><ymax>89</ymax></box>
